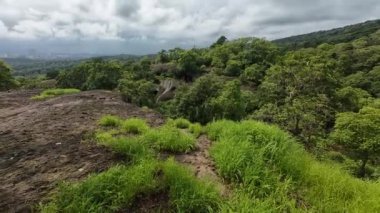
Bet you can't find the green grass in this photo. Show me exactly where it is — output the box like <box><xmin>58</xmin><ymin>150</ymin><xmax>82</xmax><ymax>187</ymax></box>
<box><xmin>98</xmin><ymin>115</ymin><xmax>123</xmax><ymax>127</ymax></box>
<box><xmin>207</xmin><ymin>120</ymin><xmax>380</xmax><ymax>212</ymax></box>
<box><xmin>120</xmin><ymin>118</ymin><xmax>149</xmax><ymax>134</ymax></box>
<box><xmin>42</xmin><ymin>116</ymin><xmax>380</xmax><ymax>212</ymax></box>
<box><xmin>32</xmin><ymin>88</ymin><xmax>80</xmax><ymax>100</ymax></box>
<box><xmin>143</xmin><ymin>125</ymin><xmax>196</xmax><ymax>153</ymax></box>
<box><xmin>97</xmin><ymin>116</ymin><xmax>196</xmax><ymax>153</ymax></box>
<box><xmin>167</xmin><ymin>118</ymin><xmax>192</xmax><ymax>129</ymax></box>
<box><xmin>162</xmin><ymin>158</ymin><xmax>222</xmax><ymax>212</ymax></box>
<box><xmin>40</xmin><ymin>161</ymin><xmax>159</xmax><ymax>213</ymax></box>
<box><xmin>41</xmin><ymin>159</ymin><xmax>222</xmax><ymax>212</ymax></box>
<box><xmin>94</xmin><ymin>131</ymin><xmax>153</xmax><ymax>162</ymax></box>
<box><xmin>189</xmin><ymin>123</ymin><xmax>203</xmax><ymax>138</ymax></box>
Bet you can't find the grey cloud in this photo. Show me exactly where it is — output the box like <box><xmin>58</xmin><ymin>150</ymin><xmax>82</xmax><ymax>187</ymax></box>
<box><xmin>0</xmin><ymin>0</ymin><xmax>379</xmax><ymax>55</ymax></box>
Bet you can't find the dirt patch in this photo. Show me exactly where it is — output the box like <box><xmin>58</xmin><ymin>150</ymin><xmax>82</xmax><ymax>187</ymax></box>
<box><xmin>0</xmin><ymin>90</ymin><xmax>164</xmax><ymax>212</ymax></box>
<box><xmin>174</xmin><ymin>135</ymin><xmax>229</xmax><ymax>196</ymax></box>
<box><xmin>128</xmin><ymin>191</ymin><xmax>170</xmax><ymax>213</ymax></box>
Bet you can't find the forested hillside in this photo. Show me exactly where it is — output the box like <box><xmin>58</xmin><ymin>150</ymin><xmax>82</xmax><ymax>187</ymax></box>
<box><xmin>274</xmin><ymin>19</ymin><xmax>380</xmax><ymax>50</ymax></box>
<box><xmin>51</xmin><ymin>28</ymin><xmax>380</xmax><ymax>178</ymax></box>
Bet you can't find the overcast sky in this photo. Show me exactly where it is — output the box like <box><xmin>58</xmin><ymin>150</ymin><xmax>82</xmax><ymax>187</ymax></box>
<box><xmin>0</xmin><ymin>0</ymin><xmax>379</xmax><ymax>55</ymax></box>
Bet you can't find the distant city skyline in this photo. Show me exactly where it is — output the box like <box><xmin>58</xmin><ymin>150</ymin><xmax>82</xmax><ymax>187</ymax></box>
<box><xmin>0</xmin><ymin>0</ymin><xmax>379</xmax><ymax>55</ymax></box>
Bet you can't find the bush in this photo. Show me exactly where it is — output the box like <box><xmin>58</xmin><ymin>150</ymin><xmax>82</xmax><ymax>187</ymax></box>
<box><xmin>57</xmin><ymin>59</ymin><xmax>122</xmax><ymax>90</ymax></box>
<box><xmin>0</xmin><ymin>60</ymin><xmax>18</xmax><ymax>90</ymax></box>
<box><xmin>118</xmin><ymin>78</ymin><xmax>157</xmax><ymax>108</ymax></box>
<box><xmin>32</xmin><ymin>88</ymin><xmax>80</xmax><ymax>100</ymax></box>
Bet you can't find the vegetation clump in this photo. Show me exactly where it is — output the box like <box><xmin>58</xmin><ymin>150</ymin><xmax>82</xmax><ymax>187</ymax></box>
<box><xmin>207</xmin><ymin>120</ymin><xmax>380</xmax><ymax>212</ymax></box>
<box><xmin>32</xmin><ymin>88</ymin><xmax>80</xmax><ymax>100</ymax></box>
<box><xmin>41</xmin><ymin>116</ymin><xmax>222</xmax><ymax>212</ymax></box>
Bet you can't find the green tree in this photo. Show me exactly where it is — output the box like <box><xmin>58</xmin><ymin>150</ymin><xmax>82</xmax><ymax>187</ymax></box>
<box><xmin>0</xmin><ymin>60</ymin><xmax>17</xmax><ymax>90</ymax></box>
<box><xmin>176</xmin><ymin>50</ymin><xmax>202</xmax><ymax>81</ymax></box>
<box><xmin>210</xmin><ymin>80</ymin><xmax>246</xmax><ymax>120</ymax></box>
<box><xmin>119</xmin><ymin>78</ymin><xmax>157</xmax><ymax>107</ymax></box>
<box><xmin>210</xmin><ymin>36</ymin><xmax>227</xmax><ymax>48</ymax></box>
<box><xmin>176</xmin><ymin>74</ymin><xmax>223</xmax><ymax>123</ymax></box>
<box><xmin>331</xmin><ymin>104</ymin><xmax>380</xmax><ymax>177</ymax></box>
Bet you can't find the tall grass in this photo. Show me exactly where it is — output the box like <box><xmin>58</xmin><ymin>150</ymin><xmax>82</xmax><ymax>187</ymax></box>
<box><xmin>32</xmin><ymin>88</ymin><xmax>80</xmax><ymax>100</ymax></box>
<box><xmin>143</xmin><ymin>125</ymin><xmax>196</xmax><ymax>153</ymax></box>
<box><xmin>41</xmin><ymin>159</ymin><xmax>223</xmax><ymax>212</ymax></box>
<box><xmin>40</xmin><ymin>161</ymin><xmax>159</xmax><ymax>213</ymax></box>
<box><xmin>94</xmin><ymin>131</ymin><xmax>153</xmax><ymax>162</ymax></box>
<box><xmin>162</xmin><ymin>158</ymin><xmax>222</xmax><ymax>212</ymax></box>
<box><xmin>207</xmin><ymin>120</ymin><xmax>380</xmax><ymax>212</ymax></box>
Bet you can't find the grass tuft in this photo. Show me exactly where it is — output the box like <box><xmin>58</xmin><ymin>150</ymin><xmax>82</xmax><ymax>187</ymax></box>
<box><xmin>98</xmin><ymin>115</ymin><xmax>123</xmax><ymax>127</ymax></box>
<box><xmin>120</xmin><ymin>118</ymin><xmax>149</xmax><ymax>134</ymax></box>
<box><xmin>143</xmin><ymin>126</ymin><xmax>196</xmax><ymax>153</ymax></box>
<box><xmin>94</xmin><ymin>131</ymin><xmax>153</xmax><ymax>162</ymax></box>
<box><xmin>167</xmin><ymin>118</ymin><xmax>192</xmax><ymax>129</ymax></box>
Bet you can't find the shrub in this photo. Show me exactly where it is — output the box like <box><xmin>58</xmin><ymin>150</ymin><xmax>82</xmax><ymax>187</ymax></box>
<box><xmin>0</xmin><ymin>60</ymin><xmax>17</xmax><ymax>91</ymax></box>
<box><xmin>118</xmin><ymin>78</ymin><xmax>157</xmax><ymax>108</ymax></box>
<box><xmin>57</xmin><ymin>59</ymin><xmax>122</xmax><ymax>90</ymax></box>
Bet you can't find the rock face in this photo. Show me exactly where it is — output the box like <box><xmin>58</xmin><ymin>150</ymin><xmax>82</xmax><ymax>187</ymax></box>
<box><xmin>156</xmin><ymin>79</ymin><xmax>178</xmax><ymax>102</ymax></box>
<box><xmin>0</xmin><ymin>90</ymin><xmax>164</xmax><ymax>212</ymax></box>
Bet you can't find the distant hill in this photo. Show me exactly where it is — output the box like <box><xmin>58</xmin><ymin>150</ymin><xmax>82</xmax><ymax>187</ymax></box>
<box><xmin>2</xmin><ymin>54</ymin><xmax>141</xmax><ymax>76</ymax></box>
<box><xmin>274</xmin><ymin>19</ymin><xmax>380</xmax><ymax>50</ymax></box>
<box><xmin>2</xmin><ymin>58</ymin><xmax>83</xmax><ymax>76</ymax></box>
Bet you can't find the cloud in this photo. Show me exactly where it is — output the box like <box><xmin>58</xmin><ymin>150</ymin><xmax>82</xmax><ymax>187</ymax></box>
<box><xmin>0</xmin><ymin>0</ymin><xmax>379</xmax><ymax>54</ymax></box>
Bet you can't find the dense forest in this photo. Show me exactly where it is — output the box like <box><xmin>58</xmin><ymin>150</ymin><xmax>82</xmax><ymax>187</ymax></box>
<box><xmin>1</xmin><ymin>20</ymin><xmax>380</xmax><ymax>212</ymax></box>
<box><xmin>274</xmin><ymin>19</ymin><xmax>380</xmax><ymax>50</ymax></box>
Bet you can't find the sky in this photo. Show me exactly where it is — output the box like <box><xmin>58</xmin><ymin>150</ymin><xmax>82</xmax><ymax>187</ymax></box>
<box><xmin>0</xmin><ymin>0</ymin><xmax>379</xmax><ymax>55</ymax></box>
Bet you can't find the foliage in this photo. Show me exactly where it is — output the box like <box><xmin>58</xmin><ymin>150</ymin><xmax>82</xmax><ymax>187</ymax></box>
<box><xmin>32</xmin><ymin>88</ymin><xmax>80</xmax><ymax>100</ymax></box>
<box><xmin>331</xmin><ymin>104</ymin><xmax>380</xmax><ymax>177</ymax></box>
<box><xmin>0</xmin><ymin>60</ymin><xmax>18</xmax><ymax>90</ymax></box>
<box><xmin>118</xmin><ymin>78</ymin><xmax>157</xmax><ymax>108</ymax></box>
<box><xmin>274</xmin><ymin>19</ymin><xmax>380</xmax><ymax>50</ymax></box>
<box><xmin>57</xmin><ymin>59</ymin><xmax>122</xmax><ymax>90</ymax></box>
